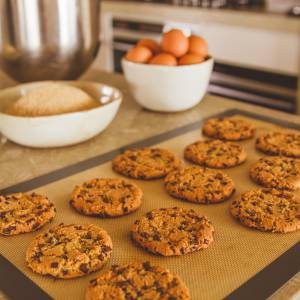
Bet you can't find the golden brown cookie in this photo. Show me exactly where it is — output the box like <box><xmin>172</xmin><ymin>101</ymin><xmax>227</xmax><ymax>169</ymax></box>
<box><xmin>0</xmin><ymin>192</ymin><xmax>56</xmax><ymax>236</ymax></box>
<box><xmin>164</xmin><ymin>166</ymin><xmax>235</xmax><ymax>204</ymax></box>
<box><xmin>26</xmin><ymin>223</ymin><xmax>113</xmax><ymax>278</ymax></box>
<box><xmin>256</xmin><ymin>132</ymin><xmax>300</xmax><ymax>158</ymax></box>
<box><xmin>70</xmin><ymin>178</ymin><xmax>143</xmax><ymax>217</ymax></box>
<box><xmin>85</xmin><ymin>261</ymin><xmax>190</xmax><ymax>300</ymax></box>
<box><xmin>250</xmin><ymin>156</ymin><xmax>300</xmax><ymax>191</ymax></box>
<box><xmin>184</xmin><ymin>139</ymin><xmax>247</xmax><ymax>168</ymax></box>
<box><xmin>131</xmin><ymin>207</ymin><xmax>214</xmax><ymax>256</ymax></box>
<box><xmin>230</xmin><ymin>188</ymin><xmax>300</xmax><ymax>233</ymax></box>
<box><xmin>112</xmin><ymin>148</ymin><xmax>181</xmax><ymax>179</ymax></box>
<box><xmin>202</xmin><ymin>117</ymin><xmax>255</xmax><ymax>141</ymax></box>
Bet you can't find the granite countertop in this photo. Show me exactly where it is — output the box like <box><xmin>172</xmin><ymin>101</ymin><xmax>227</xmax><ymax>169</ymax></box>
<box><xmin>0</xmin><ymin>69</ymin><xmax>299</xmax><ymax>299</ymax></box>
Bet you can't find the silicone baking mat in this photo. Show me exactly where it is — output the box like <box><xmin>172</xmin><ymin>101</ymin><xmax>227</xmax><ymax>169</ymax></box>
<box><xmin>1</xmin><ymin>109</ymin><xmax>299</xmax><ymax>300</ymax></box>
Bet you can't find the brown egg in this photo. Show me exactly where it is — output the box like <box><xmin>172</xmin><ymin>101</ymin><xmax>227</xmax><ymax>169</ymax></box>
<box><xmin>149</xmin><ymin>53</ymin><xmax>177</xmax><ymax>66</ymax></box>
<box><xmin>188</xmin><ymin>35</ymin><xmax>208</xmax><ymax>57</ymax></box>
<box><xmin>137</xmin><ymin>39</ymin><xmax>161</xmax><ymax>54</ymax></box>
<box><xmin>178</xmin><ymin>54</ymin><xmax>205</xmax><ymax>65</ymax></box>
<box><xmin>125</xmin><ymin>46</ymin><xmax>152</xmax><ymax>63</ymax></box>
<box><xmin>161</xmin><ymin>29</ymin><xmax>189</xmax><ymax>58</ymax></box>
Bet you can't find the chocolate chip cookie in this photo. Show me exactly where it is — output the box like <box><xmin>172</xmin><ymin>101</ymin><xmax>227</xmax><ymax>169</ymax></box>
<box><xmin>26</xmin><ymin>223</ymin><xmax>113</xmax><ymax>278</ymax></box>
<box><xmin>230</xmin><ymin>188</ymin><xmax>300</xmax><ymax>233</ymax></box>
<box><xmin>112</xmin><ymin>148</ymin><xmax>181</xmax><ymax>179</ymax></box>
<box><xmin>250</xmin><ymin>156</ymin><xmax>300</xmax><ymax>191</ymax></box>
<box><xmin>184</xmin><ymin>139</ymin><xmax>247</xmax><ymax>168</ymax></box>
<box><xmin>86</xmin><ymin>261</ymin><xmax>190</xmax><ymax>300</ymax></box>
<box><xmin>164</xmin><ymin>166</ymin><xmax>235</xmax><ymax>204</ymax></box>
<box><xmin>70</xmin><ymin>178</ymin><xmax>143</xmax><ymax>217</ymax></box>
<box><xmin>0</xmin><ymin>192</ymin><xmax>56</xmax><ymax>236</ymax></box>
<box><xmin>256</xmin><ymin>131</ymin><xmax>300</xmax><ymax>158</ymax></box>
<box><xmin>202</xmin><ymin>117</ymin><xmax>255</xmax><ymax>141</ymax></box>
<box><xmin>131</xmin><ymin>207</ymin><xmax>214</xmax><ymax>256</ymax></box>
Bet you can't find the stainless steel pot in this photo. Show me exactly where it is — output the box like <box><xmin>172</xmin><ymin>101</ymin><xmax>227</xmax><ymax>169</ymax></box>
<box><xmin>0</xmin><ymin>0</ymin><xmax>100</xmax><ymax>82</ymax></box>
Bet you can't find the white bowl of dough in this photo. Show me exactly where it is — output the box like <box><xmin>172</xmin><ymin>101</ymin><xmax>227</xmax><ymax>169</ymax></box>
<box><xmin>0</xmin><ymin>81</ymin><xmax>122</xmax><ymax>148</ymax></box>
<box><xmin>122</xmin><ymin>57</ymin><xmax>213</xmax><ymax>112</ymax></box>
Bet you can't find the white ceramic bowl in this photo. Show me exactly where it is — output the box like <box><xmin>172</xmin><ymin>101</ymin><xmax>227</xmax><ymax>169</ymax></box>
<box><xmin>122</xmin><ymin>57</ymin><xmax>214</xmax><ymax>112</ymax></box>
<box><xmin>0</xmin><ymin>81</ymin><xmax>122</xmax><ymax>148</ymax></box>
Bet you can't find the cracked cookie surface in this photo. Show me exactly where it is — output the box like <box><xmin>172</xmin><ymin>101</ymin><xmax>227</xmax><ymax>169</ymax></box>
<box><xmin>202</xmin><ymin>117</ymin><xmax>255</xmax><ymax>141</ymax></box>
<box><xmin>131</xmin><ymin>207</ymin><xmax>214</xmax><ymax>256</ymax></box>
<box><xmin>250</xmin><ymin>156</ymin><xmax>300</xmax><ymax>191</ymax></box>
<box><xmin>26</xmin><ymin>223</ymin><xmax>113</xmax><ymax>278</ymax></box>
<box><xmin>184</xmin><ymin>139</ymin><xmax>247</xmax><ymax>168</ymax></box>
<box><xmin>230</xmin><ymin>188</ymin><xmax>300</xmax><ymax>233</ymax></box>
<box><xmin>164</xmin><ymin>166</ymin><xmax>235</xmax><ymax>203</ymax></box>
<box><xmin>70</xmin><ymin>178</ymin><xmax>142</xmax><ymax>217</ymax></box>
<box><xmin>256</xmin><ymin>132</ymin><xmax>300</xmax><ymax>158</ymax></box>
<box><xmin>112</xmin><ymin>148</ymin><xmax>181</xmax><ymax>179</ymax></box>
<box><xmin>85</xmin><ymin>261</ymin><xmax>190</xmax><ymax>300</ymax></box>
<box><xmin>0</xmin><ymin>192</ymin><xmax>56</xmax><ymax>236</ymax></box>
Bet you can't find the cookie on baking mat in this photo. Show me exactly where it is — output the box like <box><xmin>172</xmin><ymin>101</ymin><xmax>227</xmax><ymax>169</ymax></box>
<box><xmin>250</xmin><ymin>156</ymin><xmax>300</xmax><ymax>191</ymax></box>
<box><xmin>70</xmin><ymin>178</ymin><xmax>142</xmax><ymax>217</ymax></box>
<box><xmin>112</xmin><ymin>147</ymin><xmax>181</xmax><ymax>179</ymax></box>
<box><xmin>26</xmin><ymin>223</ymin><xmax>112</xmax><ymax>278</ymax></box>
<box><xmin>85</xmin><ymin>261</ymin><xmax>190</xmax><ymax>300</ymax></box>
<box><xmin>164</xmin><ymin>165</ymin><xmax>235</xmax><ymax>204</ymax></box>
<box><xmin>184</xmin><ymin>139</ymin><xmax>247</xmax><ymax>168</ymax></box>
<box><xmin>202</xmin><ymin>117</ymin><xmax>255</xmax><ymax>141</ymax></box>
<box><xmin>256</xmin><ymin>131</ymin><xmax>300</xmax><ymax>158</ymax></box>
<box><xmin>0</xmin><ymin>192</ymin><xmax>56</xmax><ymax>236</ymax></box>
<box><xmin>230</xmin><ymin>188</ymin><xmax>300</xmax><ymax>233</ymax></box>
<box><xmin>131</xmin><ymin>207</ymin><xmax>214</xmax><ymax>256</ymax></box>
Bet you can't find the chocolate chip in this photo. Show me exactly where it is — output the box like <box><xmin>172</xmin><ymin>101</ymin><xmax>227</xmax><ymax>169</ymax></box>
<box><xmin>146</xmin><ymin>212</ymin><xmax>153</xmax><ymax>220</ymax></box>
<box><xmin>79</xmin><ymin>263</ymin><xmax>89</xmax><ymax>273</ymax></box>
<box><xmin>90</xmin><ymin>279</ymin><xmax>97</xmax><ymax>287</ymax></box>
<box><xmin>3</xmin><ymin>225</ymin><xmax>16</xmax><ymax>234</ymax></box>
<box><xmin>142</xmin><ymin>261</ymin><xmax>153</xmax><ymax>271</ymax></box>
<box><xmin>152</xmin><ymin>234</ymin><xmax>161</xmax><ymax>241</ymax></box>
<box><xmin>141</xmin><ymin>232</ymin><xmax>149</xmax><ymax>239</ymax></box>
<box><xmin>101</xmin><ymin>245</ymin><xmax>112</xmax><ymax>253</ymax></box>
<box><xmin>51</xmin><ymin>262</ymin><xmax>59</xmax><ymax>268</ymax></box>
<box><xmin>85</xmin><ymin>232</ymin><xmax>92</xmax><ymax>239</ymax></box>
<box><xmin>32</xmin><ymin>222</ymin><xmax>40</xmax><ymax>230</ymax></box>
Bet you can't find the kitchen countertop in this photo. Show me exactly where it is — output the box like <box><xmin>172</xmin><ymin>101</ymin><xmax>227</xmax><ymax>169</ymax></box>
<box><xmin>0</xmin><ymin>69</ymin><xmax>300</xmax><ymax>299</ymax></box>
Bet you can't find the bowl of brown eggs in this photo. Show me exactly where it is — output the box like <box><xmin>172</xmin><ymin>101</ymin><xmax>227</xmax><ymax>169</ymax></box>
<box><xmin>122</xmin><ymin>29</ymin><xmax>213</xmax><ymax>112</ymax></box>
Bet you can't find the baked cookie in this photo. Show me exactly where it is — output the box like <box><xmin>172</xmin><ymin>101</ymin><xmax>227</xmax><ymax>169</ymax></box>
<box><xmin>256</xmin><ymin>132</ymin><xmax>300</xmax><ymax>158</ymax></box>
<box><xmin>184</xmin><ymin>139</ymin><xmax>247</xmax><ymax>168</ymax></box>
<box><xmin>86</xmin><ymin>261</ymin><xmax>190</xmax><ymax>300</ymax></box>
<box><xmin>70</xmin><ymin>178</ymin><xmax>142</xmax><ymax>217</ymax></box>
<box><xmin>250</xmin><ymin>156</ymin><xmax>300</xmax><ymax>191</ymax></box>
<box><xmin>0</xmin><ymin>192</ymin><xmax>56</xmax><ymax>236</ymax></box>
<box><xmin>131</xmin><ymin>207</ymin><xmax>214</xmax><ymax>256</ymax></box>
<box><xmin>164</xmin><ymin>166</ymin><xmax>235</xmax><ymax>204</ymax></box>
<box><xmin>26</xmin><ymin>223</ymin><xmax>112</xmax><ymax>278</ymax></box>
<box><xmin>230</xmin><ymin>188</ymin><xmax>300</xmax><ymax>233</ymax></box>
<box><xmin>202</xmin><ymin>117</ymin><xmax>255</xmax><ymax>141</ymax></box>
<box><xmin>112</xmin><ymin>148</ymin><xmax>181</xmax><ymax>179</ymax></box>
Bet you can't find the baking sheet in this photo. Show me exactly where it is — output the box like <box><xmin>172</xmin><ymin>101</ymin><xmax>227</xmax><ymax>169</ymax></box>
<box><xmin>0</xmin><ymin>110</ymin><xmax>300</xmax><ymax>300</ymax></box>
